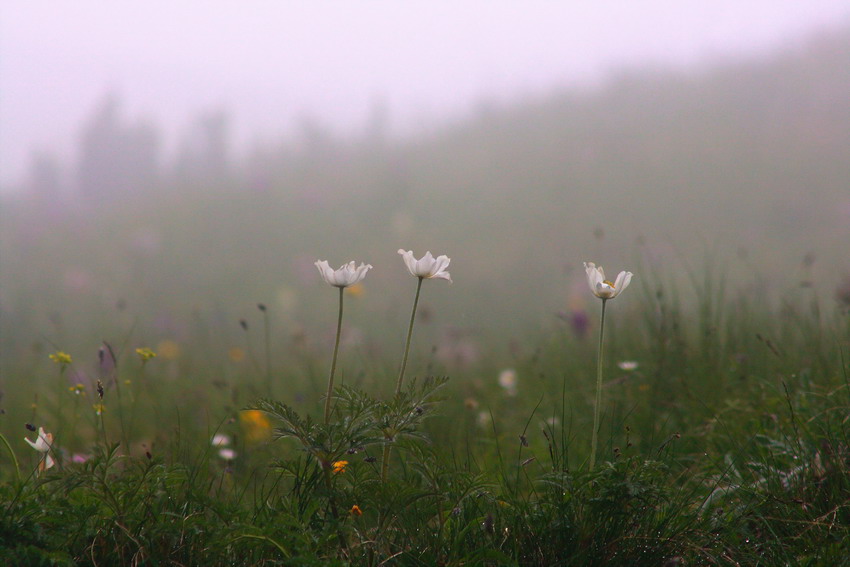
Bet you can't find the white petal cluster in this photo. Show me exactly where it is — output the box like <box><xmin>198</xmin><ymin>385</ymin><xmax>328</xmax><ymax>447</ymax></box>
<box><xmin>218</xmin><ymin>448</ymin><xmax>237</xmax><ymax>461</ymax></box>
<box><xmin>584</xmin><ymin>262</ymin><xmax>632</xmax><ymax>299</ymax></box>
<box><xmin>398</xmin><ymin>250</ymin><xmax>452</xmax><ymax>282</ymax></box>
<box><xmin>315</xmin><ymin>260</ymin><xmax>373</xmax><ymax>288</ymax></box>
<box><xmin>498</xmin><ymin>368</ymin><xmax>518</xmax><ymax>396</ymax></box>
<box><xmin>212</xmin><ymin>433</ymin><xmax>236</xmax><ymax>461</ymax></box>
<box><xmin>25</xmin><ymin>427</ymin><xmax>55</xmax><ymax>472</ymax></box>
<box><xmin>212</xmin><ymin>434</ymin><xmax>231</xmax><ymax>447</ymax></box>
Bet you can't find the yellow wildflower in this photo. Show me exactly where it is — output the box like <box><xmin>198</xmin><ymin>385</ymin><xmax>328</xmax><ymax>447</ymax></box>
<box><xmin>135</xmin><ymin>347</ymin><xmax>157</xmax><ymax>362</ymax></box>
<box><xmin>350</xmin><ymin>505</ymin><xmax>362</xmax><ymax>516</ymax></box>
<box><xmin>49</xmin><ymin>351</ymin><xmax>72</xmax><ymax>365</ymax></box>
<box><xmin>93</xmin><ymin>403</ymin><xmax>106</xmax><ymax>416</ymax></box>
<box><xmin>239</xmin><ymin>410</ymin><xmax>272</xmax><ymax>444</ymax></box>
<box><xmin>332</xmin><ymin>460</ymin><xmax>348</xmax><ymax>474</ymax></box>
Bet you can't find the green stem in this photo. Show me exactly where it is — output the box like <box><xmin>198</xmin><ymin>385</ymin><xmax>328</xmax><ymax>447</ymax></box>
<box><xmin>322</xmin><ymin>464</ymin><xmax>348</xmax><ymax>551</ymax></box>
<box><xmin>395</xmin><ymin>277</ymin><xmax>423</xmax><ymax>396</ymax></box>
<box><xmin>590</xmin><ymin>298</ymin><xmax>607</xmax><ymax>470</ymax></box>
<box><xmin>380</xmin><ymin>438</ymin><xmax>392</xmax><ymax>483</ymax></box>
<box><xmin>324</xmin><ymin>287</ymin><xmax>345</xmax><ymax>424</ymax></box>
<box><xmin>102</xmin><ymin>344</ymin><xmax>129</xmax><ymax>455</ymax></box>
<box><xmin>263</xmin><ymin>308</ymin><xmax>272</xmax><ymax>396</ymax></box>
<box><xmin>97</xmin><ymin>410</ymin><xmax>108</xmax><ymax>449</ymax></box>
<box><xmin>0</xmin><ymin>432</ymin><xmax>20</xmax><ymax>482</ymax></box>
<box><xmin>116</xmin><ymin>389</ymin><xmax>130</xmax><ymax>456</ymax></box>
<box><xmin>383</xmin><ymin>277</ymin><xmax>424</xmax><ymax>482</ymax></box>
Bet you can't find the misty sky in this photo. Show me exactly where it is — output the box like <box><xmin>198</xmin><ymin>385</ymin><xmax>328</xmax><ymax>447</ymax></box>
<box><xmin>3</xmin><ymin>1</ymin><xmax>850</xmax><ymax>189</ymax></box>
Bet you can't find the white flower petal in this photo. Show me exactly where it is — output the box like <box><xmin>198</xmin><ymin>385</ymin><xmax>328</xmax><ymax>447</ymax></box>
<box><xmin>432</xmin><ymin>255</ymin><xmax>451</xmax><ymax>278</ymax></box>
<box><xmin>398</xmin><ymin>249</ymin><xmax>415</xmax><ymax>275</ymax></box>
<box><xmin>212</xmin><ymin>434</ymin><xmax>231</xmax><ymax>447</ymax></box>
<box><xmin>585</xmin><ymin>262</ymin><xmax>632</xmax><ymax>300</ymax></box>
<box><xmin>584</xmin><ymin>262</ymin><xmax>601</xmax><ymax>294</ymax></box>
<box><xmin>316</xmin><ymin>259</ymin><xmax>371</xmax><ymax>288</ymax></box>
<box><xmin>399</xmin><ymin>249</ymin><xmax>452</xmax><ymax>281</ymax></box>
<box><xmin>419</xmin><ymin>251</ymin><xmax>435</xmax><ymax>271</ymax></box>
<box><xmin>315</xmin><ymin>260</ymin><xmax>333</xmax><ymax>285</ymax></box>
<box><xmin>25</xmin><ymin>427</ymin><xmax>52</xmax><ymax>453</ymax></box>
<box><xmin>615</xmin><ymin>271</ymin><xmax>633</xmax><ymax>296</ymax></box>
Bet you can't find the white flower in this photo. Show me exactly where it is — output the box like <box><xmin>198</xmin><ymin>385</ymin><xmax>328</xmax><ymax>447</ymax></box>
<box><xmin>398</xmin><ymin>250</ymin><xmax>452</xmax><ymax>282</ymax></box>
<box><xmin>477</xmin><ymin>411</ymin><xmax>492</xmax><ymax>428</ymax></box>
<box><xmin>25</xmin><ymin>427</ymin><xmax>55</xmax><ymax>472</ymax></box>
<box><xmin>584</xmin><ymin>262</ymin><xmax>632</xmax><ymax>299</ymax></box>
<box><xmin>498</xmin><ymin>369</ymin><xmax>518</xmax><ymax>396</ymax></box>
<box><xmin>315</xmin><ymin>260</ymin><xmax>372</xmax><ymax>288</ymax></box>
<box><xmin>218</xmin><ymin>448</ymin><xmax>237</xmax><ymax>461</ymax></box>
<box><xmin>617</xmin><ymin>360</ymin><xmax>639</xmax><ymax>371</ymax></box>
<box><xmin>212</xmin><ymin>434</ymin><xmax>231</xmax><ymax>447</ymax></box>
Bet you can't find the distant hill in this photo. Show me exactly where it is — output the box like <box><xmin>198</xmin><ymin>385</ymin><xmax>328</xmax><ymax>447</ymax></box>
<box><xmin>2</xmin><ymin>26</ymin><xmax>849</xmax><ymax>357</ymax></box>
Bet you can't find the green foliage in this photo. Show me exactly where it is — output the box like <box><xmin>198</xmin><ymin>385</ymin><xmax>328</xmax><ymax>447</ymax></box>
<box><xmin>1</xmin><ymin>232</ymin><xmax>848</xmax><ymax>564</ymax></box>
<box><xmin>1</xmin><ymin>444</ymin><xmax>269</xmax><ymax>565</ymax></box>
<box><xmin>2</xmin><ymin>277</ymin><xmax>848</xmax><ymax>565</ymax></box>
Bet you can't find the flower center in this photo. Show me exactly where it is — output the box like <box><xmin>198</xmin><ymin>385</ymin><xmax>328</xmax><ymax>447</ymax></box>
<box><xmin>602</xmin><ymin>279</ymin><xmax>615</xmax><ymax>288</ymax></box>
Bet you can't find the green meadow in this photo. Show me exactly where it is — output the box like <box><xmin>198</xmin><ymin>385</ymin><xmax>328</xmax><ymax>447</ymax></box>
<box><xmin>1</xmin><ymin>31</ymin><xmax>849</xmax><ymax>565</ymax></box>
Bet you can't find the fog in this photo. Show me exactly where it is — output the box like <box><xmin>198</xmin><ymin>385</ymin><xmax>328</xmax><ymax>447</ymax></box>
<box><xmin>3</xmin><ymin>1</ymin><xmax>850</xmax><ymax>188</ymax></box>
<box><xmin>1</xmin><ymin>2</ymin><xmax>849</xmax><ymax>368</ymax></box>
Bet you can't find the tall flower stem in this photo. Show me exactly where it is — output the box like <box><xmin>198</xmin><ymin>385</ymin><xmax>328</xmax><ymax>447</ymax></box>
<box><xmin>324</xmin><ymin>287</ymin><xmax>345</xmax><ymax>424</ymax></box>
<box><xmin>382</xmin><ymin>276</ymin><xmax>424</xmax><ymax>481</ymax></box>
<box><xmin>261</xmin><ymin>305</ymin><xmax>272</xmax><ymax>396</ymax></box>
<box><xmin>395</xmin><ymin>276</ymin><xmax>424</xmax><ymax>396</ymax></box>
<box><xmin>590</xmin><ymin>298</ymin><xmax>607</xmax><ymax>470</ymax></box>
<box><xmin>380</xmin><ymin>440</ymin><xmax>392</xmax><ymax>482</ymax></box>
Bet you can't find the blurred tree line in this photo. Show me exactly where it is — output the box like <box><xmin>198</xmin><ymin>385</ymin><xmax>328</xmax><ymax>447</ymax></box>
<box><xmin>3</xmin><ymin>25</ymin><xmax>849</xmax><ymax>365</ymax></box>
<box><xmin>19</xmin><ymin>25</ymin><xmax>850</xmax><ymax>214</ymax></box>
<box><xmin>25</xmin><ymin>93</ymin><xmax>233</xmax><ymax>201</ymax></box>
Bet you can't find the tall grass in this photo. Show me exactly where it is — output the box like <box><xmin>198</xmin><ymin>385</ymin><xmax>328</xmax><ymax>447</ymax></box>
<box><xmin>1</xmin><ymin>260</ymin><xmax>848</xmax><ymax>565</ymax></box>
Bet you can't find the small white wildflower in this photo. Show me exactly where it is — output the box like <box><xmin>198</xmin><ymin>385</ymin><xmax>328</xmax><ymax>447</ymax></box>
<box><xmin>315</xmin><ymin>260</ymin><xmax>372</xmax><ymax>288</ymax></box>
<box><xmin>398</xmin><ymin>249</ymin><xmax>452</xmax><ymax>282</ymax></box>
<box><xmin>498</xmin><ymin>368</ymin><xmax>518</xmax><ymax>396</ymax></box>
<box><xmin>212</xmin><ymin>434</ymin><xmax>231</xmax><ymax>447</ymax></box>
<box><xmin>584</xmin><ymin>262</ymin><xmax>632</xmax><ymax>299</ymax></box>
<box><xmin>25</xmin><ymin>427</ymin><xmax>55</xmax><ymax>473</ymax></box>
